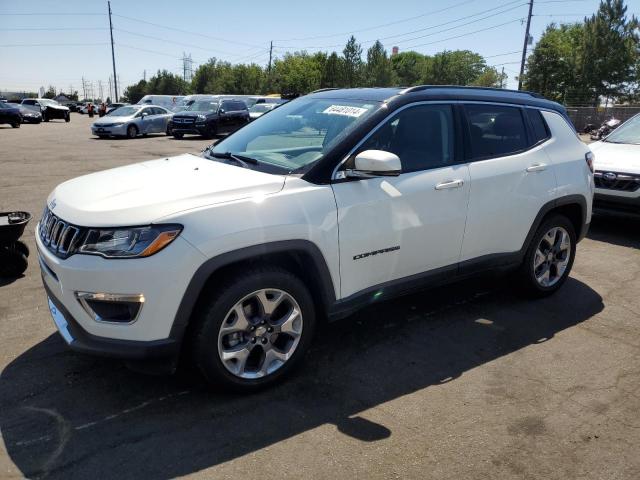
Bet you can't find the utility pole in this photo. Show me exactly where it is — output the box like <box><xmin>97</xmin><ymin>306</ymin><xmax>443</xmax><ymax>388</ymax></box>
<box><xmin>81</xmin><ymin>77</ymin><xmax>87</xmax><ymax>100</ymax></box>
<box><xmin>143</xmin><ymin>69</ymin><xmax>146</xmax><ymax>82</ymax></box>
<box><xmin>98</xmin><ymin>80</ymin><xmax>104</xmax><ymax>101</ymax></box>
<box><xmin>500</xmin><ymin>67</ymin><xmax>505</xmax><ymax>89</ymax></box>
<box><xmin>518</xmin><ymin>0</ymin><xmax>534</xmax><ymax>90</ymax></box>
<box><xmin>108</xmin><ymin>76</ymin><xmax>112</xmax><ymax>101</ymax></box>
<box><xmin>108</xmin><ymin>1</ymin><xmax>118</xmax><ymax>101</ymax></box>
<box><xmin>267</xmin><ymin>40</ymin><xmax>273</xmax><ymax>91</ymax></box>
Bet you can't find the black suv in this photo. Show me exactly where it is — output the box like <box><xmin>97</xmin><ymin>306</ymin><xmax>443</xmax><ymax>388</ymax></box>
<box><xmin>170</xmin><ymin>98</ymin><xmax>250</xmax><ymax>139</ymax></box>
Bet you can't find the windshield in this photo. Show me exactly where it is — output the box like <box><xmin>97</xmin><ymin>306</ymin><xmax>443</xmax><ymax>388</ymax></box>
<box><xmin>249</xmin><ymin>104</ymin><xmax>275</xmax><ymax>113</ymax></box>
<box><xmin>208</xmin><ymin>97</ymin><xmax>380</xmax><ymax>171</ymax></box>
<box><xmin>39</xmin><ymin>99</ymin><xmax>59</xmax><ymax>106</ymax></box>
<box><xmin>605</xmin><ymin>114</ymin><xmax>640</xmax><ymax>145</ymax></box>
<box><xmin>185</xmin><ymin>100</ymin><xmax>218</xmax><ymax>112</ymax></box>
<box><xmin>107</xmin><ymin>106</ymin><xmax>141</xmax><ymax>117</ymax></box>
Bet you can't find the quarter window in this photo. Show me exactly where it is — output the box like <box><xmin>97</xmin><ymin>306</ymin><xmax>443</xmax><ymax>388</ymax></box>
<box><xmin>358</xmin><ymin>104</ymin><xmax>455</xmax><ymax>173</ymax></box>
<box><xmin>465</xmin><ymin>105</ymin><xmax>528</xmax><ymax>159</ymax></box>
<box><xmin>526</xmin><ymin>108</ymin><xmax>550</xmax><ymax>144</ymax></box>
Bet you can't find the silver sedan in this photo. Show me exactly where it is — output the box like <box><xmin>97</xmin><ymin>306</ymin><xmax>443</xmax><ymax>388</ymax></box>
<box><xmin>91</xmin><ymin>105</ymin><xmax>173</xmax><ymax>139</ymax></box>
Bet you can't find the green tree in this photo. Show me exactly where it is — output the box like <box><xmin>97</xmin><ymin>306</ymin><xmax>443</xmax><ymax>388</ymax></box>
<box><xmin>581</xmin><ymin>0</ymin><xmax>639</xmax><ymax>104</ymax></box>
<box><xmin>43</xmin><ymin>85</ymin><xmax>56</xmax><ymax>99</ymax></box>
<box><xmin>122</xmin><ymin>80</ymin><xmax>147</xmax><ymax>103</ymax></box>
<box><xmin>365</xmin><ymin>40</ymin><xmax>394</xmax><ymax>87</ymax></box>
<box><xmin>322</xmin><ymin>52</ymin><xmax>343</xmax><ymax>88</ymax></box>
<box><xmin>342</xmin><ymin>36</ymin><xmax>363</xmax><ymax>87</ymax></box>
<box><xmin>391</xmin><ymin>51</ymin><xmax>427</xmax><ymax>86</ymax></box>
<box><xmin>146</xmin><ymin>70</ymin><xmax>190</xmax><ymax>95</ymax></box>
<box><xmin>423</xmin><ymin>50</ymin><xmax>486</xmax><ymax>85</ymax></box>
<box><xmin>272</xmin><ymin>52</ymin><xmax>322</xmax><ymax>95</ymax></box>
<box><xmin>192</xmin><ymin>59</ymin><xmax>218</xmax><ymax>93</ymax></box>
<box><xmin>472</xmin><ymin>67</ymin><xmax>508</xmax><ymax>88</ymax></box>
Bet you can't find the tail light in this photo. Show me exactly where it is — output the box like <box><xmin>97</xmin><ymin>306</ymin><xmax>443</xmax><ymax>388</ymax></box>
<box><xmin>585</xmin><ymin>151</ymin><xmax>594</xmax><ymax>173</ymax></box>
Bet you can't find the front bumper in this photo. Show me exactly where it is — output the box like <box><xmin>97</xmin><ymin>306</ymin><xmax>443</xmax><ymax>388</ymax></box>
<box><xmin>169</xmin><ymin>121</ymin><xmax>207</xmax><ymax>136</ymax></box>
<box><xmin>594</xmin><ymin>189</ymin><xmax>640</xmax><ymax>216</ymax></box>
<box><xmin>91</xmin><ymin>123</ymin><xmax>128</xmax><ymax>136</ymax></box>
<box><xmin>36</xmin><ymin>222</ymin><xmax>205</xmax><ymax>358</ymax></box>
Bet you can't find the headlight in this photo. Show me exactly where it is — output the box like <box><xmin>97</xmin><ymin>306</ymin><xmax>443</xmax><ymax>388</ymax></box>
<box><xmin>78</xmin><ymin>224</ymin><xmax>182</xmax><ymax>258</ymax></box>
<box><xmin>196</xmin><ymin>114</ymin><xmax>206</xmax><ymax>120</ymax></box>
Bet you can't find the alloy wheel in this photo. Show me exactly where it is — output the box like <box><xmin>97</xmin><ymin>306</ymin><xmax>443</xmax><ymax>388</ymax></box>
<box><xmin>217</xmin><ymin>288</ymin><xmax>303</xmax><ymax>379</ymax></box>
<box><xmin>533</xmin><ymin>226</ymin><xmax>571</xmax><ymax>287</ymax></box>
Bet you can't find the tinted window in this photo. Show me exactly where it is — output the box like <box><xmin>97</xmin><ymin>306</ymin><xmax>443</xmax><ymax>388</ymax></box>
<box><xmin>234</xmin><ymin>101</ymin><xmax>248</xmax><ymax>111</ymax></box>
<box><xmin>220</xmin><ymin>101</ymin><xmax>233</xmax><ymax>111</ymax></box>
<box><xmin>359</xmin><ymin>104</ymin><xmax>455</xmax><ymax>173</ymax></box>
<box><xmin>466</xmin><ymin>105</ymin><xmax>527</xmax><ymax>159</ymax></box>
<box><xmin>526</xmin><ymin>109</ymin><xmax>550</xmax><ymax>144</ymax></box>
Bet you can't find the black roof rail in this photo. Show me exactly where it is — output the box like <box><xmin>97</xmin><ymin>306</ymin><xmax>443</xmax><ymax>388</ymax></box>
<box><xmin>399</xmin><ymin>85</ymin><xmax>544</xmax><ymax>99</ymax></box>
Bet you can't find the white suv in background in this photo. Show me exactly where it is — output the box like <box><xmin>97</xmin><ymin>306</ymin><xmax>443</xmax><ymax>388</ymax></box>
<box><xmin>37</xmin><ymin>86</ymin><xmax>594</xmax><ymax>391</ymax></box>
<box><xmin>589</xmin><ymin>113</ymin><xmax>640</xmax><ymax>216</ymax></box>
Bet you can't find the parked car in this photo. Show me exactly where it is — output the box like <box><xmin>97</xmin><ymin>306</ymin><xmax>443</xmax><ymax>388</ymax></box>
<box><xmin>90</xmin><ymin>104</ymin><xmax>173</xmax><ymax>138</ymax></box>
<box><xmin>37</xmin><ymin>86</ymin><xmax>593</xmax><ymax>391</ymax></box>
<box><xmin>21</xmin><ymin>98</ymin><xmax>70</xmax><ymax>122</ymax></box>
<box><xmin>17</xmin><ymin>104</ymin><xmax>42</xmax><ymax>123</ymax></box>
<box><xmin>170</xmin><ymin>98</ymin><xmax>249</xmax><ymax>139</ymax></box>
<box><xmin>106</xmin><ymin>103</ymin><xmax>128</xmax><ymax>114</ymax></box>
<box><xmin>248</xmin><ymin>102</ymin><xmax>277</xmax><ymax>121</ymax></box>
<box><xmin>0</xmin><ymin>102</ymin><xmax>22</xmax><ymax>127</ymax></box>
<box><xmin>589</xmin><ymin>113</ymin><xmax>640</xmax><ymax>216</ymax></box>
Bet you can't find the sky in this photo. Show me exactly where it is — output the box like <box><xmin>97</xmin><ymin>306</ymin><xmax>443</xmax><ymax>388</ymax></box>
<box><xmin>1</xmin><ymin>0</ymin><xmax>638</xmax><ymax>96</ymax></box>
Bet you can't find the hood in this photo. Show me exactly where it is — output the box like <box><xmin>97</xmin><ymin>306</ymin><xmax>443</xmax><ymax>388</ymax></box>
<box><xmin>94</xmin><ymin>115</ymin><xmax>132</xmax><ymax>124</ymax></box>
<box><xmin>590</xmin><ymin>141</ymin><xmax>640</xmax><ymax>175</ymax></box>
<box><xmin>47</xmin><ymin>104</ymin><xmax>70</xmax><ymax>111</ymax></box>
<box><xmin>173</xmin><ymin>111</ymin><xmax>214</xmax><ymax>117</ymax></box>
<box><xmin>48</xmin><ymin>154</ymin><xmax>286</xmax><ymax>226</ymax></box>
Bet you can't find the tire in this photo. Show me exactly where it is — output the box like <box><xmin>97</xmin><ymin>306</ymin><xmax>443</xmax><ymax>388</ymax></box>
<box><xmin>98</xmin><ymin>135</ymin><xmax>109</xmax><ymax>139</ymax></box>
<box><xmin>65</xmin><ymin>114</ymin><xmax>70</xmax><ymax>123</ymax></box>
<box><xmin>165</xmin><ymin>125</ymin><xmax>172</xmax><ymax>136</ymax></box>
<box><xmin>203</xmin><ymin>124</ymin><xmax>217</xmax><ymax>139</ymax></box>
<box><xmin>11</xmin><ymin>122</ymin><xmax>20</xmax><ymax>128</ymax></box>
<box><xmin>0</xmin><ymin>247</ymin><xmax>28</xmax><ymax>277</ymax></box>
<box><xmin>12</xmin><ymin>241</ymin><xmax>29</xmax><ymax>258</ymax></box>
<box><xmin>518</xmin><ymin>214</ymin><xmax>576</xmax><ymax>298</ymax></box>
<box><xmin>126</xmin><ymin>124</ymin><xmax>138</xmax><ymax>139</ymax></box>
<box><xmin>192</xmin><ymin>266</ymin><xmax>316</xmax><ymax>392</ymax></box>
<box><xmin>173</xmin><ymin>132</ymin><xmax>183</xmax><ymax>139</ymax></box>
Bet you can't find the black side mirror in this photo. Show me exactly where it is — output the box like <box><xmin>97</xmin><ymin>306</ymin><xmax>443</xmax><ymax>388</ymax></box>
<box><xmin>218</xmin><ymin>108</ymin><xmax>225</xmax><ymax>115</ymax></box>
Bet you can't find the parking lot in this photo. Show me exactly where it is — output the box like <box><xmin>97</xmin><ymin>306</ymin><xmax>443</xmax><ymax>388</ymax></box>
<box><xmin>1</xmin><ymin>114</ymin><xmax>639</xmax><ymax>479</ymax></box>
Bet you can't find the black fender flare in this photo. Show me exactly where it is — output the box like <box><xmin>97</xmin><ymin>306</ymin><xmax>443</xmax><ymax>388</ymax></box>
<box><xmin>169</xmin><ymin>240</ymin><xmax>337</xmax><ymax>342</ymax></box>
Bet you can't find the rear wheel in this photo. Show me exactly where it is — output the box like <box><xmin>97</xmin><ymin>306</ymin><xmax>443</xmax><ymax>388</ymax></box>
<box><xmin>11</xmin><ymin>122</ymin><xmax>20</xmax><ymax>128</ymax></box>
<box><xmin>192</xmin><ymin>267</ymin><xmax>316</xmax><ymax>392</ymax></box>
<box><xmin>126</xmin><ymin>124</ymin><xmax>138</xmax><ymax>139</ymax></box>
<box><xmin>518</xmin><ymin>214</ymin><xmax>576</xmax><ymax>297</ymax></box>
<box><xmin>43</xmin><ymin>114</ymin><xmax>49</xmax><ymax>122</ymax></box>
<box><xmin>65</xmin><ymin>113</ymin><xmax>70</xmax><ymax>123</ymax></box>
<box><xmin>173</xmin><ymin>132</ymin><xmax>184</xmax><ymax>139</ymax></box>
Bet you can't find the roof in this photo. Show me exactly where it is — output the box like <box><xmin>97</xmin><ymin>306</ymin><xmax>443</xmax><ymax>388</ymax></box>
<box><xmin>308</xmin><ymin>86</ymin><xmax>566</xmax><ymax>114</ymax></box>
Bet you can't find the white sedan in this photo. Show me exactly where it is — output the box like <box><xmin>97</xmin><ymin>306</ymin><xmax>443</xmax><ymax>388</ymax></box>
<box><xmin>589</xmin><ymin>113</ymin><xmax>640</xmax><ymax>215</ymax></box>
<box><xmin>91</xmin><ymin>105</ymin><xmax>173</xmax><ymax>139</ymax></box>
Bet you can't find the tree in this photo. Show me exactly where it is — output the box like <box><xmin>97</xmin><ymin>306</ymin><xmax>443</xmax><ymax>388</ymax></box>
<box><xmin>581</xmin><ymin>0</ymin><xmax>639</xmax><ymax>104</ymax></box>
<box><xmin>365</xmin><ymin>40</ymin><xmax>394</xmax><ymax>87</ymax></box>
<box><xmin>322</xmin><ymin>52</ymin><xmax>343</xmax><ymax>88</ymax></box>
<box><xmin>145</xmin><ymin>70</ymin><xmax>190</xmax><ymax>95</ymax></box>
<box><xmin>122</xmin><ymin>80</ymin><xmax>147</xmax><ymax>103</ymax></box>
<box><xmin>424</xmin><ymin>50</ymin><xmax>486</xmax><ymax>85</ymax></box>
<box><xmin>472</xmin><ymin>67</ymin><xmax>508</xmax><ymax>88</ymax></box>
<box><xmin>192</xmin><ymin>59</ymin><xmax>218</xmax><ymax>93</ymax></box>
<box><xmin>391</xmin><ymin>51</ymin><xmax>427</xmax><ymax>86</ymax></box>
<box><xmin>43</xmin><ymin>85</ymin><xmax>56</xmax><ymax>99</ymax></box>
<box><xmin>272</xmin><ymin>52</ymin><xmax>322</xmax><ymax>95</ymax></box>
<box><xmin>342</xmin><ymin>36</ymin><xmax>363</xmax><ymax>87</ymax></box>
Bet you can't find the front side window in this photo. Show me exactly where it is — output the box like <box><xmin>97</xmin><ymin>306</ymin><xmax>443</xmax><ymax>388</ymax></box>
<box><xmin>357</xmin><ymin>104</ymin><xmax>455</xmax><ymax>173</ymax></box>
<box><xmin>186</xmin><ymin>100</ymin><xmax>217</xmax><ymax>112</ymax></box>
<box><xmin>466</xmin><ymin>104</ymin><xmax>527</xmax><ymax>159</ymax></box>
<box><xmin>209</xmin><ymin>97</ymin><xmax>381</xmax><ymax>172</ymax></box>
<box><xmin>109</xmin><ymin>106</ymin><xmax>140</xmax><ymax>116</ymax></box>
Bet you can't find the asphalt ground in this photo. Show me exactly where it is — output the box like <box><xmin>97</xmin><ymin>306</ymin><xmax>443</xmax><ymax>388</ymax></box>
<box><xmin>1</xmin><ymin>115</ymin><xmax>639</xmax><ymax>479</ymax></box>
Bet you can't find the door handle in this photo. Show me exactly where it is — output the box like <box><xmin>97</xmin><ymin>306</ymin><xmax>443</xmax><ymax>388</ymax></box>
<box><xmin>526</xmin><ymin>163</ymin><xmax>547</xmax><ymax>173</ymax></box>
<box><xmin>435</xmin><ymin>179</ymin><xmax>464</xmax><ymax>190</ymax></box>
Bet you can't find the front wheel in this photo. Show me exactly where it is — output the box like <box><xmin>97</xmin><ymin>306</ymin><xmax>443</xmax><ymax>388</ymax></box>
<box><xmin>11</xmin><ymin>122</ymin><xmax>20</xmax><ymax>128</ymax></box>
<box><xmin>65</xmin><ymin>114</ymin><xmax>70</xmax><ymax>123</ymax></box>
<box><xmin>518</xmin><ymin>214</ymin><xmax>576</xmax><ymax>297</ymax></box>
<box><xmin>126</xmin><ymin>124</ymin><xmax>138</xmax><ymax>139</ymax></box>
<box><xmin>172</xmin><ymin>132</ymin><xmax>183</xmax><ymax>139</ymax></box>
<box><xmin>192</xmin><ymin>267</ymin><xmax>316</xmax><ymax>392</ymax></box>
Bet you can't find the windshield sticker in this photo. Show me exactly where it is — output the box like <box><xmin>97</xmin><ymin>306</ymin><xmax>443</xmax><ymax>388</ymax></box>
<box><xmin>323</xmin><ymin>105</ymin><xmax>368</xmax><ymax>118</ymax></box>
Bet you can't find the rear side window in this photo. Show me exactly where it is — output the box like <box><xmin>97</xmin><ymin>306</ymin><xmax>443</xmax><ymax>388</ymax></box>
<box><xmin>232</xmin><ymin>101</ymin><xmax>247</xmax><ymax>111</ymax></box>
<box><xmin>465</xmin><ymin>105</ymin><xmax>528</xmax><ymax>159</ymax></box>
<box><xmin>526</xmin><ymin>109</ymin><xmax>550</xmax><ymax>144</ymax></box>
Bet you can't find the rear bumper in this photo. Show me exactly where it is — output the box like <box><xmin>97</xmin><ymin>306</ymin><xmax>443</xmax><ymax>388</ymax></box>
<box><xmin>43</xmin><ymin>279</ymin><xmax>180</xmax><ymax>360</ymax></box>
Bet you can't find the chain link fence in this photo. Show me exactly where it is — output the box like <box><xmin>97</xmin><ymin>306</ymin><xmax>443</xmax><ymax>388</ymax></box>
<box><xmin>566</xmin><ymin>106</ymin><xmax>640</xmax><ymax>132</ymax></box>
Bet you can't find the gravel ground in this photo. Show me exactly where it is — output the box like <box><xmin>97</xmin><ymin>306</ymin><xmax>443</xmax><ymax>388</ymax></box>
<box><xmin>1</xmin><ymin>114</ymin><xmax>639</xmax><ymax>480</ymax></box>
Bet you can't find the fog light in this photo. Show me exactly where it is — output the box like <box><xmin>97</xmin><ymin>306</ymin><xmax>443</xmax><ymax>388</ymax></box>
<box><xmin>76</xmin><ymin>292</ymin><xmax>144</xmax><ymax>324</ymax></box>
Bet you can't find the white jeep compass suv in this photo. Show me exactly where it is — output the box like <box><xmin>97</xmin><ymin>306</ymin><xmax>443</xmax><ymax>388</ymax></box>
<box><xmin>37</xmin><ymin>86</ymin><xmax>594</xmax><ymax>391</ymax></box>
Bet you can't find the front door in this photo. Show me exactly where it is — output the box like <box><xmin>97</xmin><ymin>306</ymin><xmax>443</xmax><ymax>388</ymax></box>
<box><xmin>332</xmin><ymin>103</ymin><xmax>470</xmax><ymax>299</ymax></box>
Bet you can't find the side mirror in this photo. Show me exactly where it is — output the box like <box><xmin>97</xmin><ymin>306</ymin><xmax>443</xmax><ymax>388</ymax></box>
<box><xmin>346</xmin><ymin>150</ymin><xmax>402</xmax><ymax>178</ymax></box>
<box><xmin>218</xmin><ymin>108</ymin><xmax>225</xmax><ymax>115</ymax></box>
<box><xmin>141</xmin><ymin>112</ymin><xmax>149</xmax><ymax>118</ymax></box>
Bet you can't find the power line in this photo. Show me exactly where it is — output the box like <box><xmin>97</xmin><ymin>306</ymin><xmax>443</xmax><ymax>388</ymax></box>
<box><xmin>0</xmin><ymin>12</ymin><xmax>103</xmax><ymax>16</ymax></box>
<box><xmin>114</xmin><ymin>28</ymin><xmax>236</xmax><ymax>56</ymax></box>
<box><xmin>0</xmin><ymin>27</ymin><xmax>108</xmax><ymax>31</ymax></box>
<box><xmin>0</xmin><ymin>43</ymin><xmax>109</xmax><ymax>47</ymax></box>
<box><xmin>111</xmin><ymin>13</ymin><xmax>264</xmax><ymax>50</ymax></box>
<box><xmin>274</xmin><ymin>0</ymin><xmax>479</xmax><ymax>42</ymax></box>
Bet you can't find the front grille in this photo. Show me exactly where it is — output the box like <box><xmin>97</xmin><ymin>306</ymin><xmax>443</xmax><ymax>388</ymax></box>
<box><xmin>594</xmin><ymin>171</ymin><xmax>640</xmax><ymax>192</ymax></box>
<box><xmin>39</xmin><ymin>207</ymin><xmax>85</xmax><ymax>259</ymax></box>
<box><xmin>172</xmin><ymin>117</ymin><xmax>195</xmax><ymax>124</ymax></box>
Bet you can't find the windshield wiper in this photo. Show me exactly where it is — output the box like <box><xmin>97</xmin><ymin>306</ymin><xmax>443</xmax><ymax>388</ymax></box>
<box><xmin>207</xmin><ymin>151</ymin><xmax>259</xmax><ymax>167</ymax></box>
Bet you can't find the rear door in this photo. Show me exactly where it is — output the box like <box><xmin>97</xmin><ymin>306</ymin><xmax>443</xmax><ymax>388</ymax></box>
<box><xmin>332</xmin><ymin>102</ymin><xmax>471</xmax><ymax>298</ymax></box>
<box><xmin>459</xmin><ymin>103</ymin><xmax>557</xmax><ymax>264</ymax></box>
